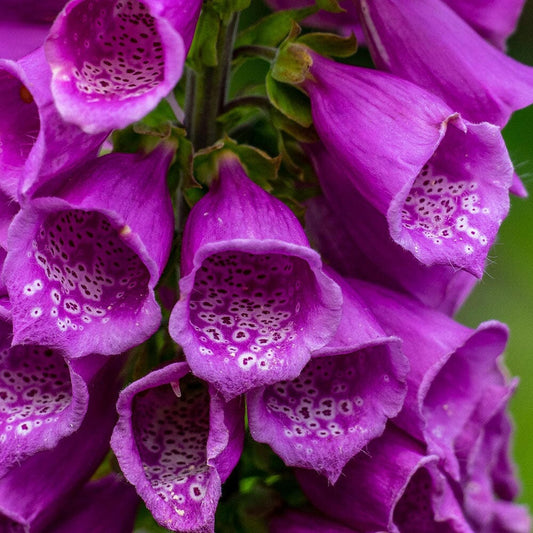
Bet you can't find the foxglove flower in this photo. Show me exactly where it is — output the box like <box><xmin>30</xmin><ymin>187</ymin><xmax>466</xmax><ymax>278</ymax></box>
<box><xmin>0</xmin><ymin>352</ymin><xmax>124</xmax><ymax>531</ymax></box>
<box><xmin>296</xmin><ymin>49</ymin><xmax>513</xmax><ymax>276</ymax></box>
<box><xmin>0</xmin><ymin>191</ymin><xmax>19</xmax><ymax>295</ymax></box>
<box><xmin>169</xmin><ymin>152</ymin><xmax>342</xmax><ymax>400</ymax></box>
<box><xmin>111</xmin><ymin>361</ymin><xmax>244</xmax><ymax>533</ymax></box>
<box><xmin>0</xmin><ymin>47</ymin><xmax>106</xmax><ymax>199</ymax></box>
<box><xmin>304</xmin><ymin>144</ymin><xmax>477</xmax><ymax>315</ymax></box>
<box><xmin>247</xmin><ymin>271</ymin><xmax>407</xmax><ymax>482</ymax></box>
<box><xmin>296</xmin><ymin>425</ymin><xmax>474</xmax><ymax>532</ymax></box>
<box><xmin>270</xmin><ymin>509</ymin><xmax>357</xmax><ymax>533</ymax></box>
<box><xmin>354</xmin><ymin>0</ymin><xmax>533</xmax><ymax>127</ymax></box>
<box><xmin>45</xmin><ymin>0</ymin><xmax>202</xmax><ymax>133</ymax></box>
<box><xmin>353</xmin><ymin>280</ymin><xmax>512</xmax><ymax>481</ymax></box>
<box><xmin>0</xmin><ymin>305</ymin><xmax>110</xmax><ymax>476</ymax></box>
<box><xmin>3</xmin><ymin>145</ymin><xmax>174</xmax><ymax>359</ymax></box>
<box><xmin>47</xmin><ymin>475</ymin><xmax>139</xmax><ymax>533</ymax></box>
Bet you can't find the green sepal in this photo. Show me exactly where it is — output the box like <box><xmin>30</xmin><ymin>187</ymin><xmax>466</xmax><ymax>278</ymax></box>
<box><xmin>192</xmin><ymin>138</ymin><xmax>280</xmax><ymax>193</ymax></box>
<box><xmin>235</xmin><ymin>6</ymin><xmax>317</xmax><ymax>48</ymax></box>
<box><xmin>297</xmin><ymin>31</ymin><xmax>357</xmax><ymax>58</ymax></box>
<box><xmin>315</xmin><ymin>0</ymin><xmax>345</xmax><ymax>13</ymax></box>
<box><xmin>266</xmin><ymin>72</ymin><xmax>312</xmax><ymax>127</ymax></box>
<box><xmin>271</xmin><ymin>108</ymin><xmax>318</xmax><ymax>143</ymax></box>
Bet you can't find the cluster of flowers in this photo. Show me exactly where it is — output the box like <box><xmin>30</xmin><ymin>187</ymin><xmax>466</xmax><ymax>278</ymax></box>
<box><xmin>0</xmin><ymin>0</ymin><xmax>532</xmax><ymax>531</ymax></box>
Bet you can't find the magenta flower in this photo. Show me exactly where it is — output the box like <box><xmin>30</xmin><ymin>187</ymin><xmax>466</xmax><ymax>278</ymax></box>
<box><xmin>304</xmin><ymin>144</ymin><xmax>477</xmax><ymax>315</ymax></box>
<box><xmin>169</xmin><ymin>152</ymin><xmax>342</xmax><ymax>400</ymax></box>
<box><xmin>296</xmin><ymin>425</ymin><xmax>474</xmax><ymax>532</ymax></box>
<box><xmin>45</xmin><ymin>0</ymin><xmax>202</xmax><ymax>133</ymax></box>
<box><xmin>111</xmin><ymin>361</ymin><xmax>244</xmax><ymax>533</ymax></box>
<box><xmin>0</xmin><ymin>352</ymin><xmax>124</xmax><ymax>531</ymax></box>
<box><xmin>354</xmin><ymin>0</ymin><xmax>533</xmax><ymax>127</ymax></box>
<box><xmin>0</xmin><ymin>47</ymin><xmax>106</xmax><ymax>199</ymax></box>
<box><xmin>297</xmin><ymin>50</ymin><xmax>514</xmax><ymax>276</ymax></box>
<box><xmin>247</xmin><ymin>271</ymin><xmax>407</xmax><ymax>483</ymax></box>
<box><xmin>3</xmin><ymin>145</ymin><xmax>174</xmax><ymax>359</ymax></box>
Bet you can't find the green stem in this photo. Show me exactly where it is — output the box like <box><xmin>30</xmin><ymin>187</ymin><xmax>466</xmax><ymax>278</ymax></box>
<box><xmin>186</xmin><ymin>12</ymin><xmax>240</xmax><ymax>150</ymax></box>
<box><xmin>233</xmin><ymin>44</ymin><xmax>277</xmax><ymax>62</ymax></box>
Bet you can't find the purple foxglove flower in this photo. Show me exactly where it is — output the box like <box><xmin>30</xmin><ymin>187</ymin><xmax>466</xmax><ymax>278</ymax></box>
<box><xmin>111</xmin><ymin>361</ymin><xmax>244</xmax><ymax>533</ymax></box>
<box><xmin>0</xmin><ymin>352</ymin><xmax>124</xmax><ymax>532</ymax></box>
<box><xmin>3</xmin><ymin>145</ymin><xmax>174</xmax><ymax>359</ymax></box>
<box><xmin>265</xmin><ymin>0</ymin><xmax>364</xmax><ymax>42</ymax></box>
<box><xmin>304</xmin><ymin>144</ymin><xmax>477</xmax><ymax>315</ymax></box>
<box><xmin>247</xmin><ymin>271</ymin><xmax>407</xmax><ymax>483</ymax></box>
<box><xmin>296</xmin><ymin>425</ymin><xmax>474</xmax><ymax>532</ymax></box>
<box><xmin>354</xmin><ymin>0</ymin><xmax>533</xmax><ymax>127</ymax></box>
<box><xmin>298</xmin><ymin>50</ymin><xmax>514</xmax><ymax>276</ymax></box>
<box><xmin>169</xmin><ymin>152</ymin><xmax>342</xmax><ymax>400</ymax></box>
<box><xmin>270</xmin><ymin>509</ymin><xmax>357</xmax><ymax>533</ymax></box>
<box><xmin>352</xmin><ymin>280</ymin><xmax>512</xmax><ymax>483</ymax></box>
<box><xmin>45</xmin><ymin>0</ymin><xmax>202</xmax><ymax>133</ymax></box>
<box><xmin>0</xmin><ymin>307</ymin><xmax>110</xmax><ymax>477</ymax></box>
<box><xmin>443</xmin><ymin>0</ymin><xmax>526</xmax><ymax>49</ymax></box>
<box><xmin>47</xmin><ymin>475</ymin><xmax>139</xmax><ymax>533</ymax></box>
<box><xmin>459</xmin><ymin>392</ymin><xmax>530</xmax><ymax>532</ymax></box>
<box><xmin>0</xmin><ymin>47</ymin><xmax>106</xmax><ymax>199</ymax></box>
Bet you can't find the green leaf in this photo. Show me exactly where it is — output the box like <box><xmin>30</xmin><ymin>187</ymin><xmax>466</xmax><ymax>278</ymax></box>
<box><xmin>297</xmin><ymin>31</ymin><xmax>357</xmax><ymax>58</ymax></box>
<box><xmin>266</xmin><ymin>72</ymin><xmax>312</xmax><ymax>128</ymax></box>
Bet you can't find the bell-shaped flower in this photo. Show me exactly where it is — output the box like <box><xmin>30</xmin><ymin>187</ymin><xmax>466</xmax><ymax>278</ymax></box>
<box><xmin>0</xmin><ymin>47</ymin><xmax>107</xmax><ymax>199</ymax></box>
<box><xmin>353</xmin><ymin>280</ymin><xmax>514</xmax><ymax>483</ymax></box>
<box><xmin>354</xmin><ymin>0</ymin><xmax>533</xmax><ymax>127</ymax></box>
<box><xmin>0</xmin><ymin>305</ymin><xmax>112</xmax><ymax>476</ymax></box>
<box><xmin>247</xmin><ymin>271</ymin><xmax>407</xmax><ymax>483</ymax></box>
<box><xmin>46</xmin><ymin>475</ymin><xmax>139</xmax><ymax>533</ymax></box>
<box><xmin>456</xmin><ymin>385</ymin><xmax>531</xmax><ymax>532</ymax></box>
<box><xmin>443</xmin><ymin>0</ymin><xmax>527</xmax><ymax>50</ymax></box>
<box><xmin>304</xmin><ymin>144</ymin><xmax>477</xmax><ymax>315</ymax></box>
<box><xmin>169</xmin><ymin>152</ymin><xmax>342</xmax><ymax>400</ymax></box>
<box><xmin>270</xmin><ymin>509</ymin><xmax>358</xmax><ymax>533</ymax></box>
<box><xmin>0</xmin><ymin>191</ymin><xmax>19</xmax><ymax>296</ymax></box>
<box><xmin>296</xmin><ymin>425</ymin><xmax>475</xmax><ymax>532</ymax></box>
<box><xmin>0</xmin><ymin>352</ymin><xmax>124</xmax><ymax>531</ymax></box>
<box><xmin>296</xmin><ymin>49</ymin><xmax>514</xmax><ymax>276</ymax></box>
<box><xmin>111</xmin><ymin>361</ymin><xmax>244</xmax><ymax>533</ymax></box>
<box><xmin>45</xmin><ymin>0</ymin><xmax>202</xmax><ymax>133</ymax></box>
<box><xmin>3</xmin><ymin>145</ymin><xmax>174</xmax><ymax>359</ymax></box>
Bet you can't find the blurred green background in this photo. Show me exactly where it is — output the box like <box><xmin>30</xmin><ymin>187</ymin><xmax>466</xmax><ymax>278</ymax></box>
<box><xmin>457</xmin><ymin>0</ymin><xmax>533</xmax><ymax>508</ymax></box>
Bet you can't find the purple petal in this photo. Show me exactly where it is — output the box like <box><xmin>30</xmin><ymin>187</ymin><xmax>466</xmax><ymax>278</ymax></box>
<box><xmin>247</xmin><ymin>272</ymin><xmax>407</xmax><ymax>482</ymax></box>
<box><xmin>301</xmin><ymin>52</ymin><xmax>514</xmax><ymax>276</ymax></box>
<box><xmin>443</xmin><ymin>0</ymin><xmax>526</xmax><ymax>49</ymax></box>
<box><xmin>0</xmin><ymin>48</ymin><xmax>107</xmax><ymax>199</ymax></box>
<box><xmin>304</xmin><ymin>144</ymin><xmax>477</xmax><ymax>314</ymax></box>
<box><xmin>169</xmin><ymin>153</ymin><xmax>342</xmax><ymax>400</ymax></box>
<box><xmin>0</xmin><ymin>354</ymin><xmax>123</xmax><ymax>531</ymax></box>
<box><xmin>111</xmin><ymin>361</ymin><xmax>244</xmax><ymax>533</ymax></box>
<box><xmin>296</xmin><ymin>425</ymin><xmax>473</xmax><ymax>532</ymax></box>
<box><xmin>45</xmin><ymin>0</ymin><xmax>201</xmax><ymax>133</ymax></box>
<box><xmin>353</xmin><ymin>280</ymin><xmax>510</xmax><ymax>482</ymax></box>
<box><xmin>269</xmin><ymin>509</ymin><xmax>357</xmax><ymax>533</ymax></box>
<box><xmin>355</xmin><ymin>0</ymin><xmax>533</xmax><ymax>127</ymax></box>
<box><xmin>48</xmin><ymin>475</ymin><xmax>139</xmax><ymax>533</ymax></box>
<box><xmin>4</xmin><ymin>146</ymin><xmax>174</xmax><ymax>358</ymax></box>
